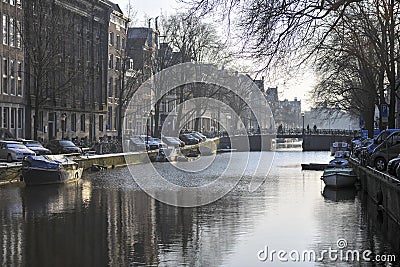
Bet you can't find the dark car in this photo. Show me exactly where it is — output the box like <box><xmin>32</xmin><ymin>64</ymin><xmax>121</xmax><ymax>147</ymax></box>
<box><xmin>179</xmin><ymin>134</ymin><xmax>199</xmax><ymax>145</ymax></box>
<box><xmin>47</xmin><ymin>140</ymin><xmax>82</xmax><ymax>154</ymax></box>
<box><xmin>191</xmin><ymin>132</ymin><xmax>207</xmax><ymax>142</ymax></box>
<box><xmin>387</xmin><ymin>156</ymin><xmax>400</xmax><ymax>177</ymax></box>
<box><xmin>369</xmin><ymin>131</ymin><xmax>400</xmax><ymax>171</ymax></box>
<box><xmin>353</xmin><ymin>138</ymin><xmax>373</xmax><ymax>158</ymax></box>
<box><xmin>18</xmin><ymin>139</ymin><xmax>51</xmax><ymax>155</ymax></box>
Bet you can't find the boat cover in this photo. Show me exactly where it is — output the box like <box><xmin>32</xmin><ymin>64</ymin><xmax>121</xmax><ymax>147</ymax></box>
<box><xmin>23</xmin><ymin>156</ymin><xmax>62</xmax><ymax>169</ymax></box>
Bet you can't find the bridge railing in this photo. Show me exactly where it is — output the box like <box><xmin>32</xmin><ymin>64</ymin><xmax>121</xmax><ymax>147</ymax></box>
<box><xmin>205</xmin><ymin>128</ymin><xmax>356</xmax><ymax>138</ymax></box>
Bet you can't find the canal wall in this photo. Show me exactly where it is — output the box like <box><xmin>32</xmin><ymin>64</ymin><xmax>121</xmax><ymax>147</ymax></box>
<box><xmin>351</xmin><ymin>158</ymin><xmax>400</xmax><ymax>224</ymax></box>
<box><xmin>0</xmin><ymin>138</ymin><xmax>220</xmax><ymax>186</ymax></box>
<box><xmin>218</xmin><ymin>135</ymin><xmax>273</xmax><ymax>151</ymax></box>
<box><xmin>302</xmin><ymin>135</ymin><xmax>353</xmax><ymax>151</ymax></box>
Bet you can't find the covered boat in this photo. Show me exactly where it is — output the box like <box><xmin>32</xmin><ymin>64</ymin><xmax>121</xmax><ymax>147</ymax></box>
<box><xmin>321</xmin><ymin>168</ymin><xmax>357</xmax><ymax>188</ymax></box>
<box><xmin>21</xmin><ymin>156</ymin><xmax>83</xmax><ymax>186</ymax></box>
<box><xmin>330</xmin><ymin>142</ymin><xmax>349</xmax><ymax>156</ymax></box>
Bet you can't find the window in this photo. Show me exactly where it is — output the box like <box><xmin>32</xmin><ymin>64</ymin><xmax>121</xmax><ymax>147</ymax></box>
<box><xmin>17</xmin><ymin>62</ymin><xmax>22</xmax><ymax>96</ymax></box>
<box><xmin>10</xmin><ymin>0</ymin><xmax>14</xmax><ymax>6</ymax></box>
<box><xmin>96</xmin><ymin>44</ymin><xmax>100</xmax><ymax>63</ymax></box>
<box><xmin>109</xmin><ymin>32</ymin><xmax>114</xmax><ymax>46</ymax></box>
<box><xmin>78</xmin><ymin>38</ymin><xmax>82</xmax><ymax>59</ymax></box>
<box><xmin>3</xmin><ymin>58</ymin><xmax>8</xmax><ymax>94</ymax></box>
<box><xmin>107</xmin><ymin>107</ymin><xmax>112</xmax><ymax>130</ymax></box>
<box><xmin>10</xmin><ymin>108</ymin><xmax>15</xmax><ymax>128</ymax></box>
<box><xmin>114</xmin><ymin>79</ymin><xmax>119</xmax><ymax>98</ymax></box>
<box><xmin>3</xmin><ymin>107</ymin><xmax>8</xmax><ymax>128</ymax></box>
<box><xmin>108</xmin><ymin>77</ymin><xmax>113</xmax><ymax>97</ymax></box>
<box><xmin>38</xmin><ymin>110</ymin><xmax>43</xmax><ymax>131</ymax></box>
<box><xmin>3</xmin><ymin>15</ymin><xmax>8</xmax><ymax>45</ymax></box>
<box><xmin>17</xmin><ymin>0</ymin><xmax>21</xmax><ymax>8</ymax></box>
<box><xmin>99</xmin><ymin>115</ymin><xmax>103</xmax><ymax>132</ymax></box>
<box><xmin>71</xmin><ymin>113</ymin><xmax>76</xmax><ymax>132</ymax></box>
<box><xmin>16</xmin><ymin>20</ymin><xmax>21</xmax><ymax>48</ymax></box>
<box><xmin>122</xmin><ymin>37</ymin><xmax>126</xmax><ymax>50</ymax></box>
<box><xmin>114</xmin><ymin>108</ymin><xmax>118</xmax><ymax>130</ymax></box>
<box><xmin>10</xmin><ymin>60</ymin><xmax>15</xmax><ymax>95</ymax></box>
<box><xmin>108</xmin><ymin>54</ymin><xmax>113</xmax><ymax>69</ymax></box>
<box><xmin>80</xmin><ymin>114</ymin><xmax>85</xmax><ymax>132</ymax></box>
<box><xmin>115</xmin><ymin>57</ymin><xmax>120</xmax><ymax>71</ymax></box>
<box><xmin>116</xmin><ymin>35</ymin><xmax>120</xmax><ymax>50</ymax></box>
<box><xmin>17</xmin><ymin>108</ymin><xmax>22</xmax><ymax>129</ymax></box>
<box><xmin>9</xmin><ymin>18</ymin><xmax>14</xmax><ymax>47</ymax></box>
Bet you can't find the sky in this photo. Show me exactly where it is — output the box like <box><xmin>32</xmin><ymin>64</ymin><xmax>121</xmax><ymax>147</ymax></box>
<box><xmin>115</xmin><ymin>0</ymin><xmax>314</xmax><ymax>110</ymax></box>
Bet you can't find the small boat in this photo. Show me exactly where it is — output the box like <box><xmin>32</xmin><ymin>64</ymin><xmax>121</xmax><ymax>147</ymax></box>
<box><xmin>330</xmin><ymin>142</ymin><xmax>349</xmax><ymax>156</ymax></box>
<box><xmin>321</xmin><ymin>168</ymin><xmax>357</xmax><ymax>188</ymax></box>
<box><xmin>301</xmin><ymin>163</ymin><xmax>329</xmax><ymax>170</ymax></box>
<box><xmin>21</xmin><ymin>155</ymin><xmax>83</xmax><ymax>186</ymax></box>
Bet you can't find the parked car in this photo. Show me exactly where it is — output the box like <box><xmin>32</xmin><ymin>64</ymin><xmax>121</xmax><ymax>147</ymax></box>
<box><xmin>46</xmin><ymin>140</ymin><xmax>82</xmax><ymax>154</ymax></box>
<box><xmin>369</xmin><ymin>131</ymin><xmax>400</xmax><ymax>171</ymax></box>
<box><xmin>129</xmin><ymin>136</ymin><xmax>148</xmax><ymax>151</ymax></box>
<box><xmin>139</xmin><ymin>135</ymin><xmax>161</xmax><ymax>150</ymax></box>
<box><xmin>18</xmin><ymin>139</ymin><xmax>51</xmax><ymax>155</ymax></box>
<box><xmin>191</xmin><ymin>131</ymin><xmax>207</xmax><ymax>142</ymax></box>
<box><xmin>368</xmin><ymin>129</ymin><xmax>400</xmax><ymax>154</ymax></box>
<box><xmin>162</xmin><ymin>136</ymin><xmax>185</xmax><ymax>148</ymax></box>
<box><xmin>153</xmin><ymin>138</ymin><xmax>167</xmax><ymax>148</ymax></box>
<box><xmin>0</xmin><ymin>141</ymin><xmax>36</xmax><ymax>162</ymax></box>
<box><xmin>353</xmin><ymin>138</ymin><xmax>373</xmax><ymax>158</ymax></box>
<box><xmin>387</xmin><ymin>156</ymin><xmax>400</xmax><ymax>177</ymax></box>
<box><xmin>179</xmin><ymin>134</ymin><xmax>199</xmax><ymax>145</ymax></box>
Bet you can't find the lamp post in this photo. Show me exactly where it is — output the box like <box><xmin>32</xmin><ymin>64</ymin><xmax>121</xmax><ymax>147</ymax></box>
<box><xmin>301</xmin><ymin>112</ymin><xmax>305</xmax><ymax>136</ymax></box>
<box><xmin>150</xmin><ymin>109</ymin><xmax>154</xmax><ymax>137</ymax></box>
<box><xmin>61</xmin><ymin>113</ymin><xmax>67</xmax><ymax>139</ymax></box>
<box><xmin>145</xmin><ymin>110</ymin><xmax>154</xmax><ymax>149</ymax></box>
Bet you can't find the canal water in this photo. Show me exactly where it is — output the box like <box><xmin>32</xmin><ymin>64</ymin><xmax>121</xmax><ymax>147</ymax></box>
<box><xmin>1</xmin><ymin>151</ymin><xmax>399</xmax><ymax>266</ymax></box>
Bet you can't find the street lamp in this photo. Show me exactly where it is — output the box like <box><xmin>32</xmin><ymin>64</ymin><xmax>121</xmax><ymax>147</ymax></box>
<box><xmin>301</xmin><ymin>112</ymin><xmax>305</xmax><ymax>136</ymax></box>
<box><xmin>146</xmin><ymin>110</ymin><xmax>154</xmax><ymax>148</ymax></box>
<box><xmin>61</xmin><ymin>113</ymin><xmax>67</xmax><ymax>139</ymax></box>
<box><xmin>150</xmin><ymin>109</ymin><xmax>154</xmax><ymax>137</ymax></box>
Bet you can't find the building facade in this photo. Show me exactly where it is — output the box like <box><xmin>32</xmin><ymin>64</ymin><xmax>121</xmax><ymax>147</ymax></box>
<box><xmin>24</xmin><ymin>0</ymin><xmax>111</xmax><ymax>143</ymax></box>
<box><xmin>0</xmin><ymin>0</ymin><xmax>24</xmax><ymax>138</ymax></box>
<box><xmin>125</xmin><ymin>26</ymin><xmax>159</xmax><ymax>136</ymax></box>
<box><xmin>106</xmin><ymin>1</ymin><xmax>129</xmax><ymax>138</ymax></box>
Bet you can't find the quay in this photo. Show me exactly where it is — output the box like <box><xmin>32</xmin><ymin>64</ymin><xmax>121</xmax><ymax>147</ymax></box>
<box><xmin>0</xmin><ymin>138</ymin><xmax>219</xmax><ymax>186</ymax></box>
<box><xmin>351</xmin><ymin>158</ymin><xmax>400</xmax><ymax>225</ymax></box>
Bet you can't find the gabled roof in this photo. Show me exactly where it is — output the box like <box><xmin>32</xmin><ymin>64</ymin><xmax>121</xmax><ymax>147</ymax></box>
<box><xmin>104</xmin><ymin>0</ymin><xmax>123</xmax><ymax>14</ymax></box>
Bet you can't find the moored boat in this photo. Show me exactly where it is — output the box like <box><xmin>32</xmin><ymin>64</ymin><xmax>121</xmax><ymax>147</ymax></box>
<box><xmin>321</xmin><ymin>168</ymin><xmax>357</xmax><ymax>188</ymax></box>
<box><xmin>21</xmin><ymin>156</ymin><xmax>83</xmax><ymax>186</ymax></box>
<box><xmin>330</xmin><ymin>142</ymin><xmax>349</xmax><ymax>156</ymax></box>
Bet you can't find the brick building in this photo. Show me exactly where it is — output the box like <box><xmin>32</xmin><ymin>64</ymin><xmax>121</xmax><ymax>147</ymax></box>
<box><xmin>24</xmin><ymin>0</ymin><xmax>111</xmax><ymax>142</ymax></box>
<box><xmin>0</xmin><ymin>0</ymin><xmax>24</xmax><ymax>138</ymax></box>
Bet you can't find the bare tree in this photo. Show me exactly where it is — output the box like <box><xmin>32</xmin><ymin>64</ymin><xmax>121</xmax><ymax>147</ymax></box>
<box><xmin>23</xmin><ymin>0</ymin><xmax>80</xmax><ymax>140</ymax></box>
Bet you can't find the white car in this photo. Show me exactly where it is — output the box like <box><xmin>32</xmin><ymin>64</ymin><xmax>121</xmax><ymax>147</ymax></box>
<box><xmin>0</xmin><ymin>141</ymin><xmax>36</xmax><ymax>162</ymax></box>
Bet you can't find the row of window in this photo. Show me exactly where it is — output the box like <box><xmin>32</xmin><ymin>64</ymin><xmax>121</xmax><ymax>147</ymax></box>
<box><xmin>1</xmin><ymin>106</ymin><xmax>23</xmax><ymax>129</ymax></box>
<box><xmin>37</xmin><ymin>111</ymin><xmax>104</xmax><ymax>133</ymax></box>
<box><xmin>107</xmin><ymin>106</ymin><xmax>118</xmax><ymax>131</ymax></box>
<box><xmin>2</xmin><ymin>0</ymin><xmax>22</xmax><ymax>8</ymax></box>
<box><xmin>2</xmin><ymin>15</ymin><xmax>21</xmax><ymax>48</ymax></box>
<box><xmin>109</xmin><ymin>32</ymin><xmax>125</xmax><ymax>51</ymax></box>
<box><xmin>1</xmin><ymin>58</ymin><xmax>23</xmax><ymax>96</ymax></box>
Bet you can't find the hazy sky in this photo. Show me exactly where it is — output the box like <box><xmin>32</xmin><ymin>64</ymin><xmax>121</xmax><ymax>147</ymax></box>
<box><xmin>114</xmin><ymin>0</ymin><xmax>313</xmax><ymax>110</ymax></box>
<box><xmin>117</xmin><ymin>0</ymin><xmax>180</xmax><ymax>26</ymax></box>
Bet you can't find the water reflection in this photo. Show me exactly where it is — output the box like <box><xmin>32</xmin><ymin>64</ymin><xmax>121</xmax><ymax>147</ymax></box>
<box><xmin>0</xmin><ymin>152</ymin><xmax>399</xmax><ymax>266</ymax></box>
<box><xmin>322</xmin><ymin>186</ymin><xmax>357</xmax><ymax>202</ymax></box>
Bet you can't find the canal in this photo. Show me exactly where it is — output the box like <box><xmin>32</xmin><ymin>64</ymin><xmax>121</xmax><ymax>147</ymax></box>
<box><xmin>1</xmin><ymin>151</ymin><xmax>399</xmax><ymax>266</ymax></box>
